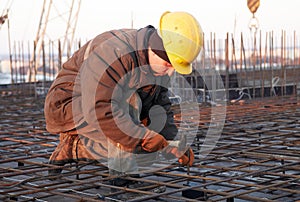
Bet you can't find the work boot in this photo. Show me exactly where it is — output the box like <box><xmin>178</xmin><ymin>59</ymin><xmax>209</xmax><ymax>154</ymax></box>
<box><xmin>48</xmin><ymin>133</ymin><xmax>77</xmax><ymax>176</ymax></box>
<box><xmin>73</xmin><ymin>135</ymin><xmax>100</xmax><ymax>162</ymax></box>
<box><xmin>48</xmin><ymin>133</ymin><xmax>97</xmax><ymax>176</ymax></box>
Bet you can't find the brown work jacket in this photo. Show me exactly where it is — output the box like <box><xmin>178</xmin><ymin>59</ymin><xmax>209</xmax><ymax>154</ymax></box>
<box><xmin>44</xmin><ymin>26</ymin><xmax>178</xmax><ymax>152</ymax></box>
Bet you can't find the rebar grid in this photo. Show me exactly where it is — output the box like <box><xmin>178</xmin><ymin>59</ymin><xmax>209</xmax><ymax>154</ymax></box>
<box><xmin>0</xmin><ymin>94</ymin><xmax>299</xmax><ymax>202</ymax></box>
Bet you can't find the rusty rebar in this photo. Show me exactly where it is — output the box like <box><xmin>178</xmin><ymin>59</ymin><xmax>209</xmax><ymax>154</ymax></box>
<box><xmin>0</xmin><ymin>91</ymin><xmax>299</xmax><ymax>201</ymax></box>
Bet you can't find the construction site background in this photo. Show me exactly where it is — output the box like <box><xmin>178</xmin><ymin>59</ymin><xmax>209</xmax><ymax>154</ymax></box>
<box><xmin>0</xmin><ymin>30</ymin><xmax>299</xmax><ymax>102</ymax></box>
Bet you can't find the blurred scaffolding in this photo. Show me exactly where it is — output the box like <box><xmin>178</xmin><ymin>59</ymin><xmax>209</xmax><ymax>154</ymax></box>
<box><xmin>1</xmin><ymin>0</ymin><xmax>300</xmax><ymax>102</ymax></box>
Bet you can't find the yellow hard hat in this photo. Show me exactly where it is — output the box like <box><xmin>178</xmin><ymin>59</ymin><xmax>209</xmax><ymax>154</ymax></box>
<box><xmin>159</xmin><ymin>11</ymin><xmax>203</xmax><ymax>75</ymax></box>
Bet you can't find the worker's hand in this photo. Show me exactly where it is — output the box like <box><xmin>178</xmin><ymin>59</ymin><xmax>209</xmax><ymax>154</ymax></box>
<box><xmin>164</xmin><ymin>147</ymin><xmax>194</xmax><ymax>167</ymax></box>
<box><xmin>180</xmin><ymin>148</ymin><xmax>194</xmax><ymax>166</ymax></box>
<box><xmin>141</xmin><ymin>133</ymin><xmax>168</xmax><ymax>153</ymax></box>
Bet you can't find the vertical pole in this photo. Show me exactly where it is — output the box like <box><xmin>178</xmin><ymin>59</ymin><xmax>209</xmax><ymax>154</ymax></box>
<box><xmin>202</xmin><ymin>33</ymin><xmax>207</xmax><ymax>103</ymax></box>
<box><xmin>209</xmin><ymin>32</ymin><xmax>213</xmax><ymax>102</ymax></box>
<box><xmin>20</xmin><ymin>41</ymin><xmax>25</xmax><ymax>93</ymax></box>
<box><xmin>241</xmin><ymin>34</ymin><xmax>250</xmax><ymax>93</ymax></box>
<box><xmin>225</xmin><ymin>33</ymin><xmax>229</xmax><ymax>101</ymax></box>
<box><xmin>42</xmin><ymin>41</ymin><xmax>46</xmax><ymax>95</ymax></box>
<box><xmin>252</xmin><ymin>30</ymin><xmax>257</xmax><ymax>99</ymax></box>
<box><xmin>67</xmin><ymin>39</ymin><xmax>70</xmax><ymax>59</ymax></box>
<box><xmin>51</xmin><ymin>41</ymin><xmax>55</xmax><ymax>80</ymax></box>
<box><xmin>270</xmin><ymin>31</ymin><xmax>274</xmax><ymax>96</ymax></box>
<box><xmin>263</xmin><ymin>32</ymin><xmax>268</xmax><ymax>98</ymax></box>
<box><xmin>213</xmin><ymin>33</ymin><xmax>217</xmax><ymax>95</ymax></box>
<box><xmin>58</xmin><ymin>40</ymin><xmax>62</xmax><ymax>71</ymax></box>
<box><xmin>27</xmin><ymin>41</ymin><xmax>33</xmax><ymax>95</ymax></box>
<box><xmin>281</xmin><ymin>30</ymin><xmax>284</xmax><ymax>96</ymax></box>
<box><xmin>13</xmin><ymin>41</ymin><xmax>17</xmax><ymax>84</ymax></box>
<box><xmin>231</xmin><ymin>34</ymin><xmax>237</xmax><ymax>100</ymax></box>
<box><xmin>293</xmin><ymin>31</ymin><xmax>297</xmax><ymax>96</ymax></box>
<box><xmin>17</xmin><ymin>41</ymin><xmax>21</xmax><ymax>85</ymax></box>
<box><xmin>213</xmin><ymin>33</ymin><xmax>216</xmax><ymax>69</ymax></box>
<box><xmin>21</xmin><ymin>41</ymin><xmax>25</xmax><ymax>84</ymax></box>
<box><xmin>298</xmin><ymin>36</ymin><xmax>300</xmax><ymax>97</ymax></box>
<box><xmin>48</xmin><ymin>39</ymin><xmax>51</xmax><ymax>82</ymax></box>
<box><xmin>33</xmin><ymin>40</ymin><xmax>37</xmax><ymax>82</ymax></box>
<box><xmin>213</xmin><ymin>33</ymin><xmax>216</xmax><ymax>101</ymax></box>
<box><xmin>298</xmin><ymin>37</ymin><xmax>300</xmax><ymax>97</ymax></box>
<box><xmin>7</xmin><ymin>18</ymin><xmax>13</xmax><ymax>84</ymax></box>
<box><xmin>283</xmin><ymin>31</ymin><xmax>287</xmax><ymax>96</ymax></box>
<box><xmin>78</xmin><ymin>39</ymin><xmax>81</xmax><ymax>49</ymax></box>
<box><xmin>239</xmin><ymin>33</ymin><xmax>243</xmax><ymax>89</ymax></box>
<box><xmin>259</xmin><ymin>31</ymin><xmax>263</xmax><ymax>98</ymax></box>
<box><xmin>33</xmin><ymin>40</ymin><xmax>37</xmax><ymax>99</ymax></box>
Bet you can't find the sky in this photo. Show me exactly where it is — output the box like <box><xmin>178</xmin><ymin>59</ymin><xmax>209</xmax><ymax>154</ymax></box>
<box><xmin>1</xmin><ymin>0</ymin><xmax>300</xmax><ymax>56</ymax></box>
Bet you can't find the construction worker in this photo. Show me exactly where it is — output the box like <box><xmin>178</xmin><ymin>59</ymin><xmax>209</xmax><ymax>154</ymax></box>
<box><xmin>44</xmin><ymin>11</ymin><xmax>203</xmax><ymax>185</ymax></box>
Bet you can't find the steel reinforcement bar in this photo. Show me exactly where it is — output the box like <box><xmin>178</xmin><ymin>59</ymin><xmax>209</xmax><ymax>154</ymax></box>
<box><xmin>0</xmin><ymin>93</ymin><xmax>299</xmax><ymax>201</ymax></box>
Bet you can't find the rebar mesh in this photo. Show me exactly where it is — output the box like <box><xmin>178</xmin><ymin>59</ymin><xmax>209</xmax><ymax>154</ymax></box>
<box><xmin>0</xmin><ymin>92</ymin><xmax>299</xmax><ymax>202</ymax></box>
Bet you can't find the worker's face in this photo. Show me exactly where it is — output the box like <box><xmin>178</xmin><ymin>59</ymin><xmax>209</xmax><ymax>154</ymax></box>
<box><xmin>148</xmin><ymin>47</ymin><xmax>175</xmax><ymax>77</ymax></box>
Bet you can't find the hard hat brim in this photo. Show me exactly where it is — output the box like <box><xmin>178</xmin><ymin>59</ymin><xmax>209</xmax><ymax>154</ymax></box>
<box><xmin>173</xmin><ymin>62</ymin><xmax>192</xmax><ymax>75</ymax></box>
<box><xmin>168</xmin><ymin>55</ymin><xmax>192</xmax><ymax>75</ymax></box>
